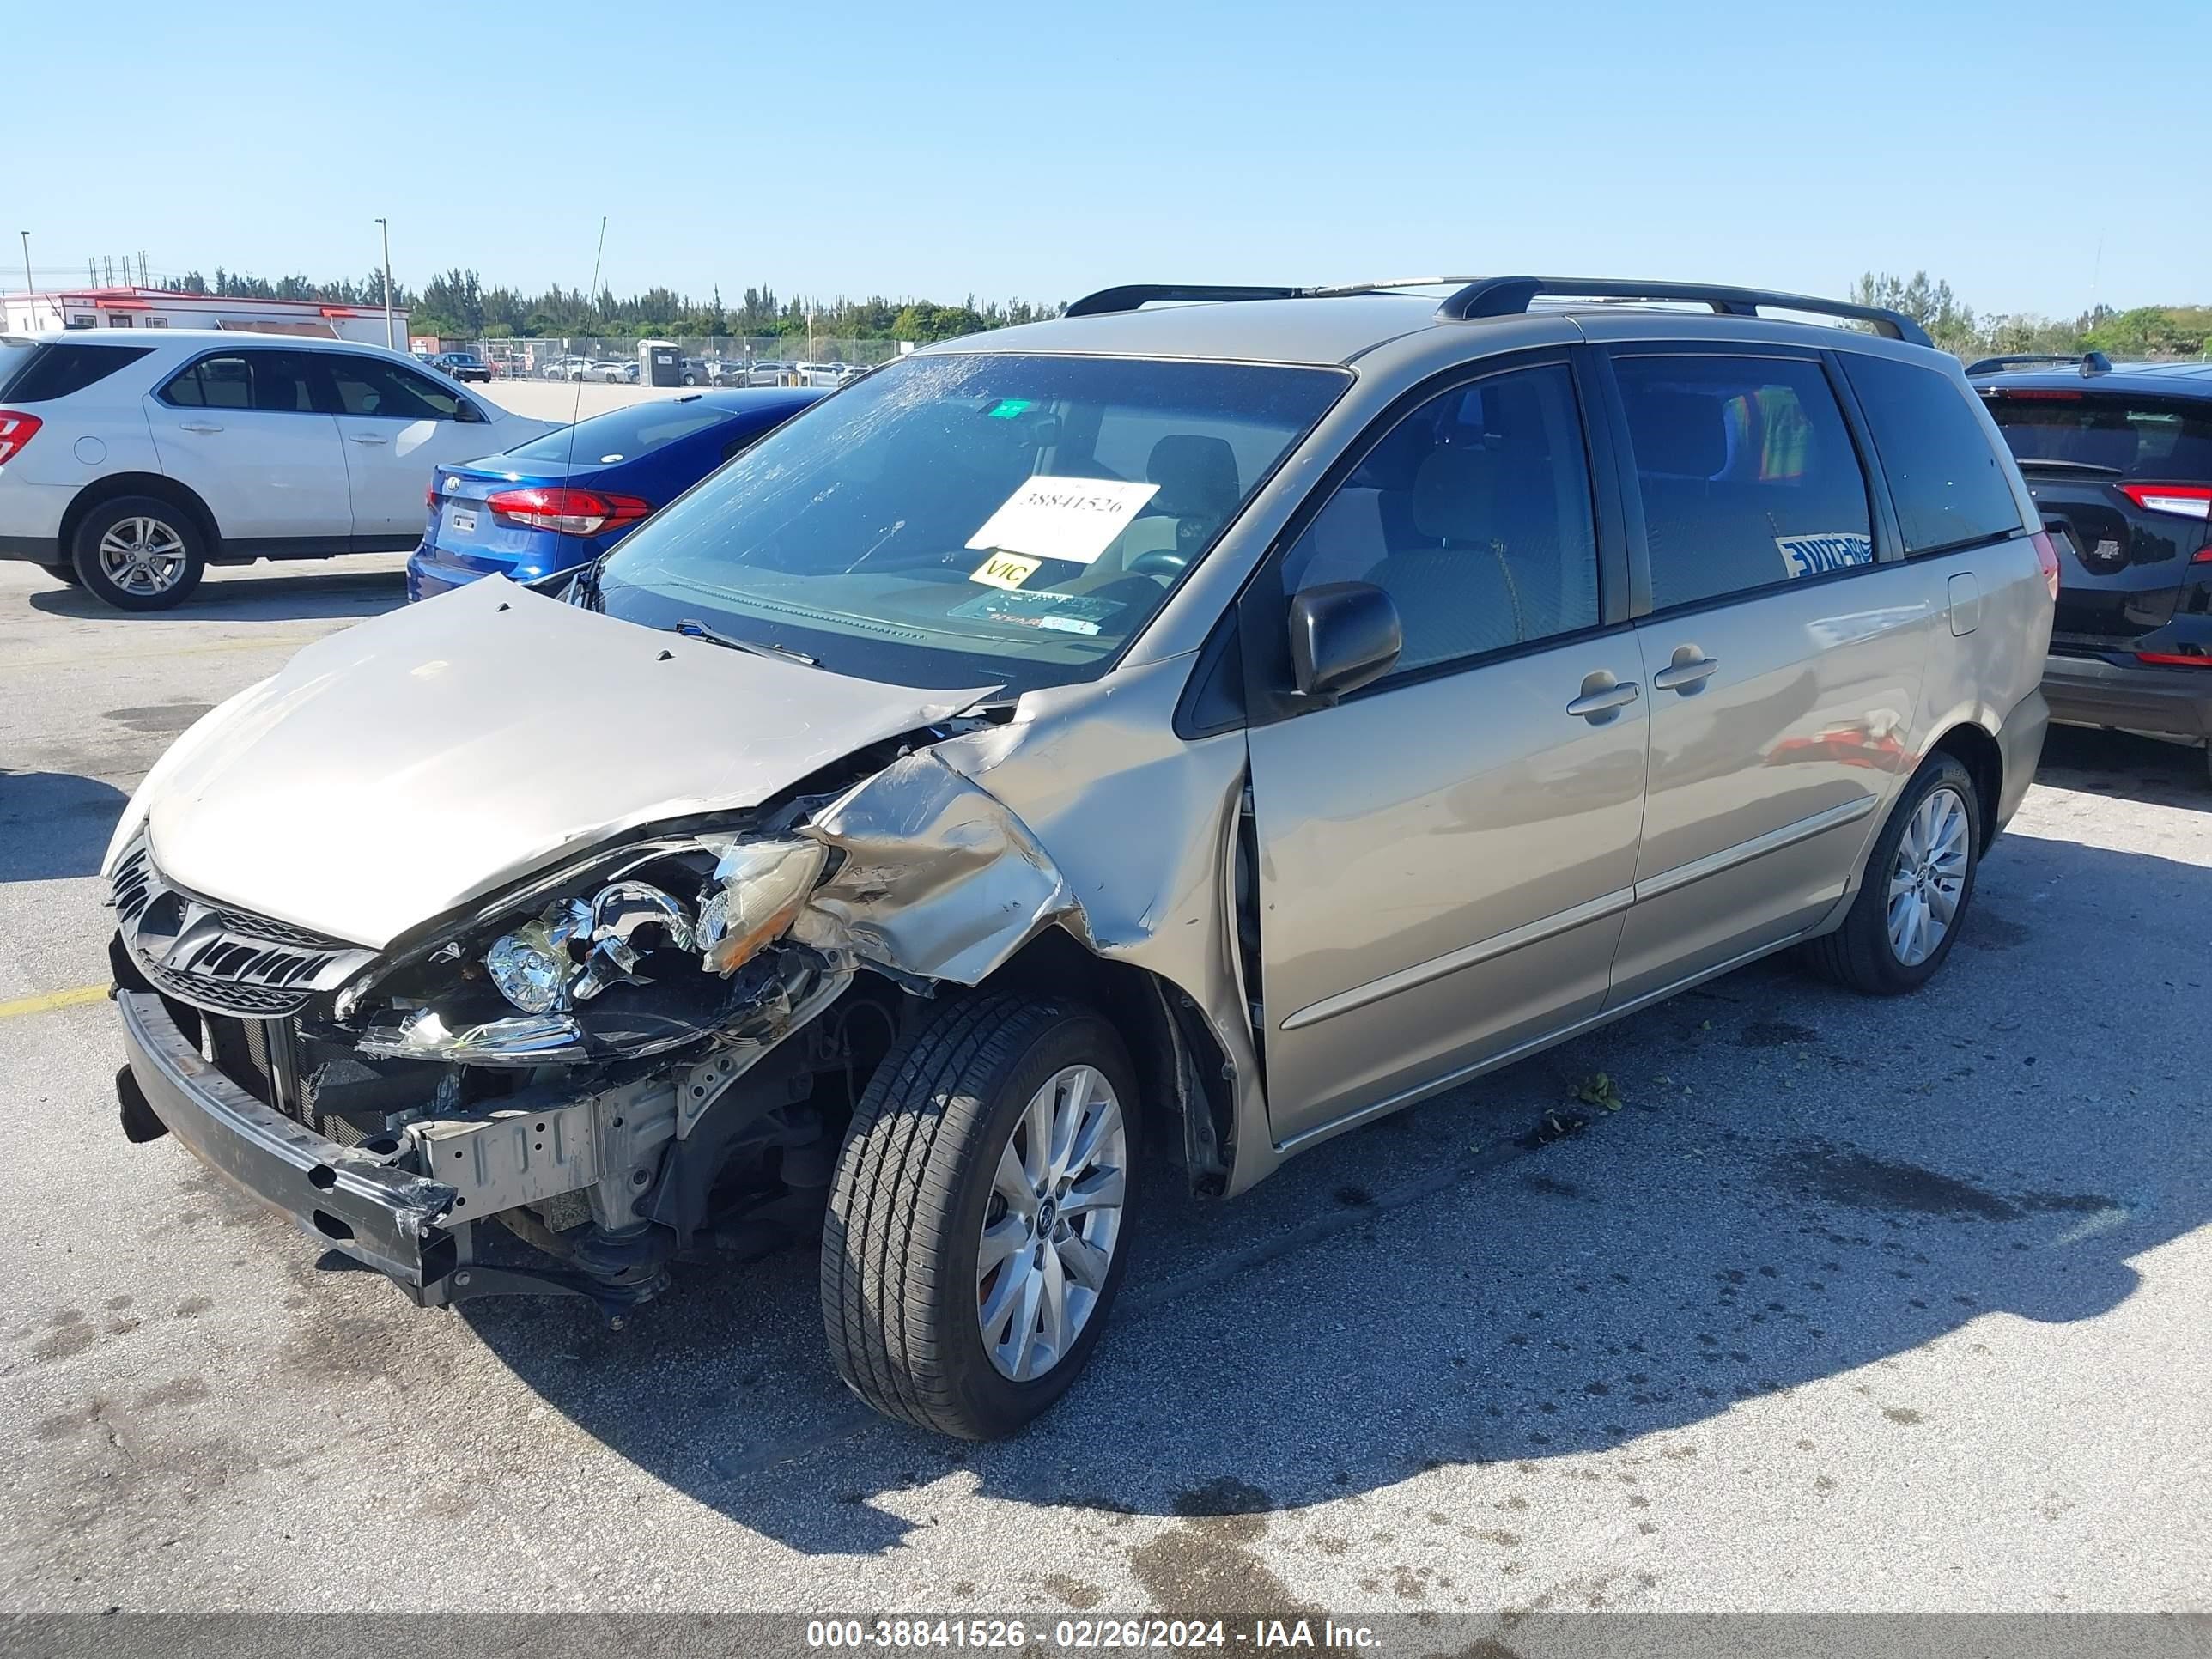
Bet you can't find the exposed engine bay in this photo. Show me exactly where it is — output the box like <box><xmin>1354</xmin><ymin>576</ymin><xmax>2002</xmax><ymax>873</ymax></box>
<box><xmin>106</xmin><ymin>716</ymin><xmax>1231</xmax><ymax>1324</ymax></box>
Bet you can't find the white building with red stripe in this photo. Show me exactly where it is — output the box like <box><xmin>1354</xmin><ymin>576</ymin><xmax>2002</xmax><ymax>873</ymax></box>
<box><xmin>2</xmin><ymin>286</ymin><xmax>407</xmax><ymax>346</ymax></box>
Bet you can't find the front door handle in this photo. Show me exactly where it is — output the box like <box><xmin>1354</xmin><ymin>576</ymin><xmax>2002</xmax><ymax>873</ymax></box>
<box><xmin>1566</xmin><ymin>673</ymin><xmax>1640</xmax><ymax>723</ymax></box>
<box><xmin>1652</xmin><ymin>647</ymin><xmax>1721</xmax><ymax>693</ymax></box>
<box><xmin>178</xmin><ymin>422</ymin><xmax>222</xmax><ymax>434</ymax></box>
<box><xmin>349</xmin><ymin>433</ymin><xmax>390</xmax><ymax>446</ymax></box>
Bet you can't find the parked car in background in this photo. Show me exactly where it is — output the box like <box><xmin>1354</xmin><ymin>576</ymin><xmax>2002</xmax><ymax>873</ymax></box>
<box><xmin>592</xmin><ymin>360</ymin><xmax>637</xmax><ymax>384</ymax></box>
<box><xmin>102</xmin><ymin>276</ymin><xmax>2051</xmax><ymax>1441</ymax></box>
<box><xmin>679</xmin><ymin>357</ymin><xmax>710</xmax><ymax>386</ymax></box>
<box><xmin>748</xmin><ymin>359</ymin><xmax>798</xmax><ymax>386</ymax></box>
<box><xmin>0</xmin><ymin>330</ymin><xmax>554</xmax><ymax>608</ymax></box>
<box><xmin>708</xmin><ymin>359</ymin><xmax>751</xmax><ymax>387</ymax></box>
<box><xmin>545</xmin><ymin>356</ymin><xmax>591</xmax><ymax>381</ymax></box>
<box><xmin>407</xmin><ymin>387</ymin><xmax>823</xmax><ymax>600</ymax></box>
<box><xmin>429</xmin><ymin>351</ymin><xmax>494</xmax><ymax>383</ymax></box>
<box><xmin>1972</xmin><ymin>355</ymin><xmax>2212</xmax><ymax>783</ymax></box>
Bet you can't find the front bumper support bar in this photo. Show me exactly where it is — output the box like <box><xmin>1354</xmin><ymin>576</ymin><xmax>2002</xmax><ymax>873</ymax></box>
<box><xmin>117</xmin><ymin>989</ymin><xmax>460</xmax><ymax>1287</ymax></box>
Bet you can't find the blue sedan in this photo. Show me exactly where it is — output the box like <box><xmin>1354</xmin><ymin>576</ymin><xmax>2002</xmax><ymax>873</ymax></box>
<box><xmin>406</xmin><ymin>388</ymin><xmax>824</xmax><ymax>601</ymax></box>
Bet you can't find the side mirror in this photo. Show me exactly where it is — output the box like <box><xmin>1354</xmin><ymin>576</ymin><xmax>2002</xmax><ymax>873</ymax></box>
<box><xmin>1287</xmin><ymin>581</ymin><xmax>1401</xmax><ymax>703</ymax></box>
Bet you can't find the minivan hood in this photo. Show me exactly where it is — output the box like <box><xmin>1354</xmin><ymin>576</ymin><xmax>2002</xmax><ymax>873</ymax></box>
<box><xmin>118</xmin><ymin>577</ymin><xmax>991</xmax><ymax>949</ymax></box>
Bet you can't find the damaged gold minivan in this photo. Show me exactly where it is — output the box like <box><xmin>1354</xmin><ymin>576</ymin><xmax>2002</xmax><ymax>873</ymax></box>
<box><xmin>106</xmin><ymin>278</ymin><xmax>2054</xmax><ymax>1438</ymax></box>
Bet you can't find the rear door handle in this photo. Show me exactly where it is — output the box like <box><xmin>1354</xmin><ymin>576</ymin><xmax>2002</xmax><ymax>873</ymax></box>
<box><xmin>178</xmin><ymin>422</ymin><xmax>223</xmax><ymax>434</ymax></box>
<box><xmin>1566</xmin><ymin>676</ymin><xmax>1640</xmax><ymax>722</ymax></box>
<box><xmin>1652</xmin><ymin>648</ymin><xmax>1721</xmax><ymax>693</ymax></box>
<box><xmin>349</xmin><ymin>433</ymin><xmax>390</xmax><ymax>446</ymax></box>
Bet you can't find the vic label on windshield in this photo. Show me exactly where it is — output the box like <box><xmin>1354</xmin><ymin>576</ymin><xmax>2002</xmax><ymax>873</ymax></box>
<box><xmin>965</xmin><ymin>477</ymin><xmax>1160</xmax><ymax>565</ymax></box>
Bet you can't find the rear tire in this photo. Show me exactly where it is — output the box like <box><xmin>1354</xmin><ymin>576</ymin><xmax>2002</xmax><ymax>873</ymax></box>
<box><xmin>70</xmin><ymin>496</ymin><xmax>206</xmax><ymax>611</ymax></box>
<box><xmin>1801</xmin><ymin>752</ymin><xmax>1981</xmax><ymax>995</ymax></box>
<box><xmin>36</xmin><ymin>562</ymin><xmax>82</xmax><ymax>586</ymax></box>
<box><xmin>822</xmin><ymin>994</ymin><xmax>1139</xmax><ymax>1440</ymax></box>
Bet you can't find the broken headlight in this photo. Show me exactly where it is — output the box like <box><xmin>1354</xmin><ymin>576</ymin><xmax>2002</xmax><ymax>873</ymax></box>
<box><xmin>355</xmin><ymin>836</ymin><xmax>829</xmax><ymax>1065</ymax></box>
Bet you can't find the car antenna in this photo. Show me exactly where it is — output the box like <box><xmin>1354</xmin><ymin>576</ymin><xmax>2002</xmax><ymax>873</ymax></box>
<box><xmin>563</xmin><ymin>216</ymin><xmax>610</xmax><ymax>605</ymax></box>
<box><xmin>566</xmin><ymin>214</ymin><xmax>608</xmax><ymax>478</ymax></box>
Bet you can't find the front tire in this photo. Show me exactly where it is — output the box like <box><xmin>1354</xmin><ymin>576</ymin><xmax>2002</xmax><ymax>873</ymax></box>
<box><xmin>1801</xmin><ymin>752</ymin><xmax>1981</xmax><ymax>994</ymax></box>
<box><xmin>823</xmin><ymin>994</ymin><xmax>1139</xmax><ymax>1440</ymax></box>
<box><xmin>36</xmin><ymin>562</ymin><xmax>82</xmax><ymax>586</ymax></box>
<box><xmin>70</xmin><ymin>496</ymin><xmax>206</xmax><ymax>611</ymax></box>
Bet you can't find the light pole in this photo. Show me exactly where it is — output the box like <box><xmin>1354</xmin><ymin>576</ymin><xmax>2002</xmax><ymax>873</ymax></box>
<box><xmin>18</xmin><ymin>231</ymin><xmax>31</xmax><ymax>298</ymax></box>
<box><xmin>374</xmin><ymin>217</ymin><xmax>396</xmax><ymax>350</ymax></box>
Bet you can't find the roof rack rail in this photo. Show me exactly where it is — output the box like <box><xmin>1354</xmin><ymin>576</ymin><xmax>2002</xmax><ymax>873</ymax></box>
<box><xmin>1064</xmin><ymin>283</ymin><xmax>1314</xmax><ymax>318</ymax></box>
<box><xmin>1434</xmin><ymin>276</ymin><xmax>1934</xmax><ymax>349</ymax></box>
<box><xmin>1964</xmin><ymin>351</ymin><xmax>2112</xmax><ymax>378</ymax></box>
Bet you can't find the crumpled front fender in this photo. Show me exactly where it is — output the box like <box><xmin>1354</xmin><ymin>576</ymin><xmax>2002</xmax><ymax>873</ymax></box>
<box><xmin>796</xmin><ymin>749</ymin><xmax>1085</xmax><ymax>985</ymax></box>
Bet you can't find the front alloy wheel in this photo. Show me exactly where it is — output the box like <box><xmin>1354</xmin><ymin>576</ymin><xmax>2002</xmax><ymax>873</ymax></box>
<box><xmin>978</xmin><ymin>1065</ymin><xmax>1127</xmax><ymax>1382</ymax></box>
<box><xmin>823</xmin><ymin>994</ymin><xmax>1139</xmax><ymax>1439</ymax></box>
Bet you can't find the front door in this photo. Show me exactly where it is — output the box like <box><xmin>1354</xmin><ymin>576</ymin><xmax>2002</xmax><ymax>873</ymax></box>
<box><xmin>1601</xmin><ymin>347</ymin><xmax>1937</xmax><ymax>1004</ymax></box>
<box><xmin>143</xmin><ymin>349</ymin><xmax>350</xmax><ymax>544</ymax></box>
<box><xmin>315</xmin><ymin>353</ymin><xmax>498</xmax><ymax>543</ymax></box>
<box><xmin>1245</xmin><ymin>359</ymin><xmax>1650</xmax><ymax>1147</ymax></box>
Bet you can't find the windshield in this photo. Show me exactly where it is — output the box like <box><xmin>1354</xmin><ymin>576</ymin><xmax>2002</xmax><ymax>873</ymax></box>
<box><xmin>592</xmin><ymin>351</ymin><xmax>1347</xmax><ymax>692</ymax></box>
<box><xmin>1984</xmin><ymin>391</ymin><xmax>2212</xmax><ymax>483</ymax></box>
<box><xmin>509</xmin><ymin>399</ymin><xmax>737</xmax><ymax>465</ymax></box>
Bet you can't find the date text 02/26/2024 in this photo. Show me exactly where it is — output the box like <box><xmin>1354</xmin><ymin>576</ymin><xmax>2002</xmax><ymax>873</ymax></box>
<box><xmin>805</xmin><ymin>1618</ymin><xmax>1383</xmax><ymax>1650</ymax></box>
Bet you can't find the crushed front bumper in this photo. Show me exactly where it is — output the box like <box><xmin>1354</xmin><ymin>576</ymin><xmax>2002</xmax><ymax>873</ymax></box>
<box><xmin>117</xmin><ymin>989</ymin><xmax>461</xmax><ymax>1288</ymax></box>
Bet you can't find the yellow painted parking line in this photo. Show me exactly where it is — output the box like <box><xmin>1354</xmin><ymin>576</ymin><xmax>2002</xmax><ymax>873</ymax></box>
<box><xmin>0</xmin><ymin>632</ymin><xmax>328</xmax><ymax>672</ymax></box>
<box><xmin>0</xmin><ymin>983</ymin><xmax>110</xmax><ymax>1020</ymax></box>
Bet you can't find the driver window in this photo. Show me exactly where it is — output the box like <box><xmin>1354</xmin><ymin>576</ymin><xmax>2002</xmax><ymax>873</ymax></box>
<box><xmin>1281</xmin><ymin>363</ymin><xmax>1601</xmax><ymax>674</ymax></box>
<box><xmin>325</xmin><ymin>356</ymin><xmax>468</xmax><ymax>421</ymax></box>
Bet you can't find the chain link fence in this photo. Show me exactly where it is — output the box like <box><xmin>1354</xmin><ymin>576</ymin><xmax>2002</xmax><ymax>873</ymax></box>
<box><xmin>453</xmin><ymin>336</ymin><xmax>908</xmax><ymax>386</ymax></box>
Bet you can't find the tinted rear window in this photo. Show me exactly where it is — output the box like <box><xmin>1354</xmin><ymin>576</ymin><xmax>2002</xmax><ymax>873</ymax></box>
<box><xmin>1614</xmin><ymin>354</ymin><xmax>1875</xmax><ymax>611</ymax></box>
<box><xmin>0</xmin><ymin>340</ymin><xmax>155</xmax><ymax>403</ymax></box>
<box><xmin>1841</xmin><ymin>354</ymin><xmax>2025</xmax><ymax>554</ymax></box>
<box><xmin>510</xmin><ymin>400</ymin><xmax>744</xmax><ymax>465</ymax></box>
<box><xmin>1982</xmin><ymin>391</ymin><xmax>2212</xmax><ymax>483</ymax></box>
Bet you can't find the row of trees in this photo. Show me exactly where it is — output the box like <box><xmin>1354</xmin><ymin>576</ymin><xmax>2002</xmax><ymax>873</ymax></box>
<box><xmin>161</xmin><ymin>267</ymin><xmax>1061</xmax><ymax>343</ymax></box>
<box><xmin>162</xmin><ymin>264</ymin><xmax>2208</xmax><ymax>357</ymax></box>
<box><xmin>1850</xmin><ymin>271</ymin><xmax>2209</xmax><ymax>361</ymax></box>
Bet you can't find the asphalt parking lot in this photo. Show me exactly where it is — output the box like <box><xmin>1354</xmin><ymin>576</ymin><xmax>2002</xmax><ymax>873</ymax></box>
<box><xmin>2</xmin><ymin>553</ymin><xmax>2208</xmax><ymax>1628</ymax></box>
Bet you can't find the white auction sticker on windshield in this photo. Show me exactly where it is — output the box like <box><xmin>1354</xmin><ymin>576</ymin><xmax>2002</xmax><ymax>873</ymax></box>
<box><xmin>965</xmin><ymin>477</ymin><xmax>1160</xmax><ymax>565</ymax></box>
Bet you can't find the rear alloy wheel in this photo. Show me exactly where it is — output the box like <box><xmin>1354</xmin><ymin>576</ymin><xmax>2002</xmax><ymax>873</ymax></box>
<box><xmin>823</xmin><ymin>994</ymin><xmax>1139</xmax><ymax>1439</ymax></box>
<box><xmin>1801</xmin><ymin>752</ymin><xmax>1982</xmax><ymax>994</ymax></box>
<box><xmin>72</xmin><ymin>496</ymin><xmax>206</xmax><ymax>611</ymax></box>
<box><xmin>1886</xmin><ymin>784</ymin><xmax>1972</xmax><ymax>967</ymax></box>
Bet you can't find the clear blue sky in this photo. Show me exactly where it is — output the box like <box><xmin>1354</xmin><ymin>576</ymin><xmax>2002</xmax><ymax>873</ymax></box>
<box><xmin>11</xmin><ymin>0</ymin><xmax>2206</xmax><ymax>319</ymax></box>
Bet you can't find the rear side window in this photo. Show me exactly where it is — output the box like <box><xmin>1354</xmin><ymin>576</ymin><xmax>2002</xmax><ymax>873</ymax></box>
<box><xmin>0</xmin><ymin>342</ymin><xmax>154</xmax><ymax>403</ymax></box>
<box><xmin>161</xmin><ymin>352</ymin><xmax>319</xmax><ymax>413</ymax></box>
<box><xmin>1981</xmin><ymin>391</ymin><xmax>2212</xmax><ymax>483</ymax></box>
<box><xmin>1614</xmin><ymin>355</ymin><xmax>1875</xmax><ymax>611</ymax></box>
<box><xmin>162</xmin><ymin>356</ymin><xmax>253</xmax><ymax>410</ymax></box>
<box><xmin>1842</xmin><ymin>354</ymin><xmax>2026</xmax><ymax>554</ymax></box>
<box><xmin>510</xmin><ymin>400</ymin><xmax>738</xmax><ymax>465</ymax></box>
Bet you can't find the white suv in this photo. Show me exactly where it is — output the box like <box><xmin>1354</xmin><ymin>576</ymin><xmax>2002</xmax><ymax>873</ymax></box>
<box><xmin>0</xmin><ymin>331</ymin><xmax>554</xmax><ymax>609</ymax></box>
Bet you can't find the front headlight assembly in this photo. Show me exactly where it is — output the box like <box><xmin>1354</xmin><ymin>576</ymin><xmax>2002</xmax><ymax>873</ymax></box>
<box><xmin>352</xmin><ymin>836</ymin><xmax>829</xmax><ymax>1066</ymax></box>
